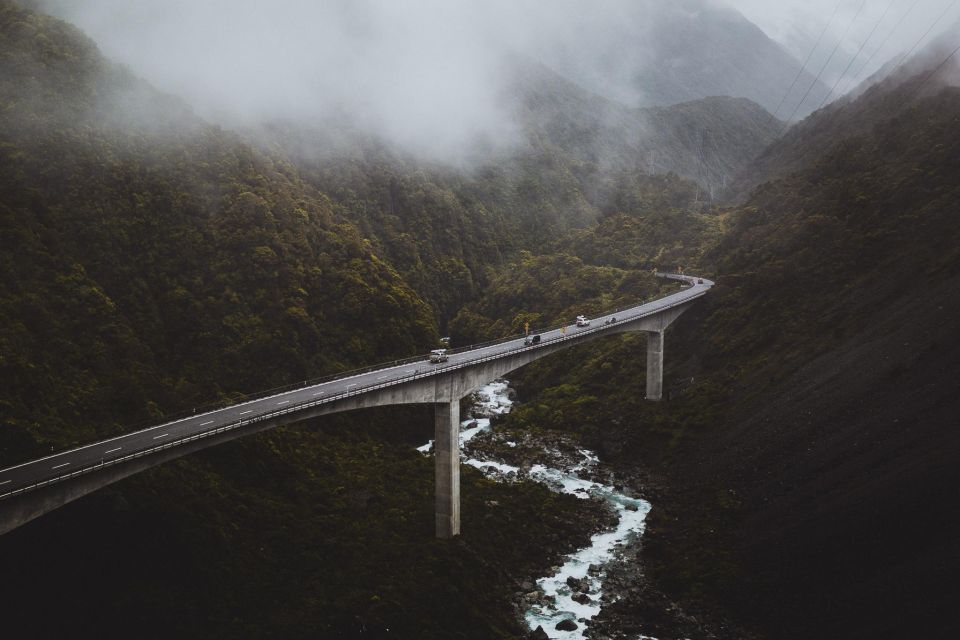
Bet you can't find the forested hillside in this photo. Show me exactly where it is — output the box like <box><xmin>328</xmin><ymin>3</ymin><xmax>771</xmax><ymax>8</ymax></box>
<box><xmin>0</xmin><ymin>2</ymin><xmax>441</xmax><ymax>461</ymax></box>
<box><xmin>3</xmin><ymin>0</ymin><xmax>958</xmax><ymax>638</ymax></box>
<box><xmin>257</xmin><ymin>57</ymin><xmax>780</xmax><ymax>323</ymax></box>
<box><xmin>479</xmin><ymin>48</ymin><xmax>960</xmax><ymax>639</ymax></box>
<box><xmin>0</xmin><ymin>4</ymin><xmax>610</xmax><ymax>637</ymax></box>
<box><xmin>517</xmin><ymin>0</ymin><xmax>830</xmax><ymax>118</ymax></box>
<box><xmin>727</xmin><ymin>28</ymin><xmax>960</xmax><ymax>202</ymax></box>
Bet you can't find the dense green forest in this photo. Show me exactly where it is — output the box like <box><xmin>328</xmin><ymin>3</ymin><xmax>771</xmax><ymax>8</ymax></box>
<box><xmin>2</xmin><ymin>1</ymin><xmax>960</xmax><ymax>638</ymax></box>
<box><xmin>0</xmin><ymin>4</ymin><xmax>603</xmax><ymax>636</ymax></box>
<box><xmin>481</xmin><ymin>53</ymin><xmax>960</xmax><ymax>639</ymax></box>
<box><xmin>0</xmin><ymin>3</ymin><xmax>750</xmax><ymax>636</ymax></box>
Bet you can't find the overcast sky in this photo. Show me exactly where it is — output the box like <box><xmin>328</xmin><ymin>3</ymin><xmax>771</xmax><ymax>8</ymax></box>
<box><xmin>31</xmin><ymin>0</ymin><xmax>960</xmax><ymax>156</ymax></box>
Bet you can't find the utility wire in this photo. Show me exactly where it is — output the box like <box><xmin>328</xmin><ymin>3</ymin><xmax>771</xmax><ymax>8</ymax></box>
<box><xmin>842</xmin><ymin>0</ymin><xmax>923</xmax><ymax>95</ymax></box>
<box><xmin>888</xmin><ymin>0</ymin><xmax>960</xmax><ymax>76</ymax></box>
<box><xmin>817</xmin><ymin>0</ymin><xmax>899</xmax><ymax>110</ymax></box>
<box><xmin>782</xmin><ymin>0</ymin><xmax>869</xmax><ymax>130</ymax></box>
<box><xmin>770</xmin><ymin>0</ymin><xmax>844</xmax><ymax>121</ymax></box>
<box><xmin>898</xmin><ymin>39</ymin><xmax>960</xmax><ymax>108</ymax></box>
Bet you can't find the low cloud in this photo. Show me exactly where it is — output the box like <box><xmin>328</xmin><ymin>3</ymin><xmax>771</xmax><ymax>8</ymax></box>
<box><xmin>28</xmin><ymin>0</ymin><xmax>957</xmax><ymax>159</ymax></box>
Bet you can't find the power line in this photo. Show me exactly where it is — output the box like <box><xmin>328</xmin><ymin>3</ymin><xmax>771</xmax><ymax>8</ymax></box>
<box><xmin>898</xmin><ymin>39</ymin><xmax>960</xmax><ymax>109</ymax></box>
<box><xmin>817</xmin><ymin>0</ymin><xmax>898</xmax><ymax>110</ymax></box>
<box><xmin>842</xmin><ymin>0</ymin><xmax>923</xmax><ymax>95</ymax></box>
<box><xmin>770</xmin><ymin>0</ymin><xmax>844</xmax><ymax>121</ymax></box>
<box><xmin>888</xmin><ymin>0</ymin><xmax>960</xmax><ymax>76</ymax></box>
<box><xmin>782</xmin><ymin>0</ymin><xmax>869</xmax><ymax>129</ymax></box>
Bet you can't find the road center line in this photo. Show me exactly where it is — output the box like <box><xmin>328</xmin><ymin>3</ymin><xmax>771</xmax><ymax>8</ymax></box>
<box><xmin>276</xmin><ymin>400</ymin><xmax>290</xmax><ymax>405</ymax></box>
<box><xmin>200</xmin><ymin>420</ymin><xmax>214</xmax><ymax>426</ymax></box>
<box><xmin>0</xmin><ymin>479</ymin><xmax>10</xmax><ymax>485</ymax></box>
<box><xmin>105</xmin><ymin>447</ymin><xmax>122</xmax><ymax>454</ymax></box>
<box><xmin>153</xmin><ymin>434</ymin><xmax>168</xmax><ymax>440</ymax></box>
<box><xmin>313</xmin><ymin>392</ymin><xmax>324</xmax><ymax>396</ymax></box>
<box><xmin>52</xmin><ymin>463</ymin><xmax>70</xmax><ymax>470</ymax></box>
<box><xmin>239</xmin><ymin>410</ymin><xmax>252</xmax><ymax>415</ymax></box>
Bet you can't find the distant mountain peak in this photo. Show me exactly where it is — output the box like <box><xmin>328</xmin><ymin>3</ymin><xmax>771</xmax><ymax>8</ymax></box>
<box><xmin>528</xmin><ymin>0</ymin><xmax>830</xmax><ymax>118</ymax></box>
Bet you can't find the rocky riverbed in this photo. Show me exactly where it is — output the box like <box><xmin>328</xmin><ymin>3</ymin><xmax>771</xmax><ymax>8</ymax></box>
<box><xmin>422</xmin><ymin>380</ymin><xmax>729</xmax><ymax>640</ymax></box>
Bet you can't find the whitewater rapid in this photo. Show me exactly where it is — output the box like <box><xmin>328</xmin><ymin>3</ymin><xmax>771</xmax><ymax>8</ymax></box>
<box><xmin>418</xmin><ymin>380</ymin><xmax>654</xmax><ymax>639</ymax></box>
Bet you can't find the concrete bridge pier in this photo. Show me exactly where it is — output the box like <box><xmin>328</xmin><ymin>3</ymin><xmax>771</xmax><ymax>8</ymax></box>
<box><xmin>645</xmin><ymin>331</ymin><xmax>665</xmax><ymax>401</ymax></box>
<box><xmin>434</xmin><ymin>400</ymin><xmax>461</xmax><ymax>538</ymax></box>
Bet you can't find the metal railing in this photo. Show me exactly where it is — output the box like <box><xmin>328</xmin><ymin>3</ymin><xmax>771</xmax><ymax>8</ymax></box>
<box><xmin>0</xmin><ymin>274</ymin><xmax>710</xmax><ymax>501</ymax></box>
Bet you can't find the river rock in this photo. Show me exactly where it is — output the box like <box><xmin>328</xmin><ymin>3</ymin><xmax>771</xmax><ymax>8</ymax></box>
<box><xmin>555</xmin><ymin>619</ymin><xmax>578</xmax><ymax>631</ymax></box>
<box><xmin>572</xmin><ymin>592</ymin><xmax>592</xmax><ymax>605</ymax></box>
<box><xmin>566</xmin><ymin>575</ymin><xmax>590</xmax><ymax>592</ymax></box>
<box><xmin>529</xmin><ymin>625</ymin><xmax>550</xmax><ymax>640</ymax></box>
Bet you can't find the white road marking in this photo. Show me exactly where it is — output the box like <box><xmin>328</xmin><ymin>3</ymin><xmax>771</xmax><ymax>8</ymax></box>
<box><xmin>313</xmin><ymin>392</ymin><xmax>324</xmax><ymax>396</ymax></box>
<box><xmin>347</xmin><ymin>384</ymin><xmax>357</xmax><ymax>388</ymax></box>
<box><xmin>200</xmin><ymin>420</ymin><xmax>214</xmax><ymax>426</ymax></box>
<box><xmin>104</xmin><ymin>447</ymin><xmax>122</xmax><ymax>454</ymax></box>
<box><xmin>52</xmin><ymin>463</ymin><xmax>70</xmax><ymax>470</ymax></box>
<box><xmin>377</xmin><ymin>375</ymin><xmax>388</xmax><ymax>380</ymax></box>
<box><xmin>153</xmin><ymin>434</ymin><xmax>169</xmax><ymax>440</ymax></box>
<box><xmin>0</xmin><ymin>480</ymin><xmax>10</xmax><ymax>485</ymax></box>
<box><xmin>239</xmin><ymin>410</ymin><xmax>252</xmax><ymax>415</ymax></box>
<box><xmin>276</xmin><ymin>400</ymin><xmax>290</xmax><ymax>405</ymax></box>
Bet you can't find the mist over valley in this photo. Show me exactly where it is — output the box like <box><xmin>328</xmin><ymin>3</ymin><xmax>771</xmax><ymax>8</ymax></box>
<box><xmin>2</xmin><ymin>1</ymin><xmax>960</xmax><ymax>638</ymax></box>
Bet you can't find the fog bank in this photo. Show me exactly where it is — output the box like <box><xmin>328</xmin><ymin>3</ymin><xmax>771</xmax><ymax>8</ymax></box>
<box><xmin>28</xmin><ymin>0</ymin><xmax>957</xmax><ymax>157</ymax></box>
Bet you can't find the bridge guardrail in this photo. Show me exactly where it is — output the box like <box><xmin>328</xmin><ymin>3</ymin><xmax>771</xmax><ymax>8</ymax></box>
<box><xmin>38</xmin><ymin>274</ymin><xmax>699</xmax><ymax>444</ymax></box>
<box><xmin>0</xmin><ymin>274</ymin><xmax>709</xmax><ymax>500</ymax></box>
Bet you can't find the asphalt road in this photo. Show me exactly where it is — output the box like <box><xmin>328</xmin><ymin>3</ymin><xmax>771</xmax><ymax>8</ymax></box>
<box><xmin>0</xmin><ymin>274</ymin><xmax>712</xmax><ymax>499</ymax></box>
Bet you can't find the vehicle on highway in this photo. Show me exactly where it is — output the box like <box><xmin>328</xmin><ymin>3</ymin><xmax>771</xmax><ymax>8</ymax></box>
<box><xmin>576</xmin><ymin>315</ymin><xmax>591</xmax><ymax>327</ymax></box>
<box><xmin>524</xmin><ymin>334</ymin><xmax>541</xmax><ymax>345</ymax></box>
<box><xmin>697</xmin><ymin>278</ymin><xmax>703</xmax><ymax>284</ymax></box>
<box><xmin>428</xmin><ymin>349</ymin><xmax>449</xmax><ymax>363</ymax></box>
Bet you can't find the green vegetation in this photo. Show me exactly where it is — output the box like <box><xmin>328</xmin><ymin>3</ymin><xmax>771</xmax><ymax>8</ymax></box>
<box><xmin>0</xmin><ymin>3</ymin><xmax>676</xmax><ymax>636</ymax></box>
<box><xmin>476</xmin><ymin>64</ymin><xmax>960</xmax><ymax>639</ymax></box>
<box><xmin>6</xmin><ymin>1</ymin><xmax>958</xmax><ymax>638</ymax></box>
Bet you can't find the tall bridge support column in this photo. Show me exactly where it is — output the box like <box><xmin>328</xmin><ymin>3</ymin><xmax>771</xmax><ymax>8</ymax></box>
<box><xmin>434</xmin><ymin>400</ymin><xmax>461</xmax><ymax>538</ymax></box>
<box><xmin>646</xmin><ymin>331</ymin><xmax>664</xmax><ymax>401</ymax></box>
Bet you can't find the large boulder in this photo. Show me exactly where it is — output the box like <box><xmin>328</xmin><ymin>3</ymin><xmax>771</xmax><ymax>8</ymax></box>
<box><xmin>555</xmin><ymin>618</ymin><xmax>578</xmax><ymax>631</ymax></box>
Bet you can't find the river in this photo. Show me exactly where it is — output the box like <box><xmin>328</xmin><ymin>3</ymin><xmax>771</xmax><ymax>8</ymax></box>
<box><xmin>418</xmin><ymin>379</ymin><xmax>656</xmax><ymax>639</ymax></box>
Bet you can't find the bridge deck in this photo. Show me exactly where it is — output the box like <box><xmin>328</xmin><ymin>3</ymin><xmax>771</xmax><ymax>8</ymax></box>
<box><xmin>0</xmin><ymin>274</ymin><xmax>712</xmax><ymax>501</ymax></box>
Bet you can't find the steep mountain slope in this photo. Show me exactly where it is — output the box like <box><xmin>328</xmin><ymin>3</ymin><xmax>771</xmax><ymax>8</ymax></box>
<box><xmin>0</xmin><ymin>1</ymin><xmax>440</xmax><ymax>458</ymax></box>
<box><xmin>6</xmin><ymin>1</ymin><xmax>956</xmax><ymax>638</ymax></box>
<box><xmin>727</xmin><ymin>28</ymin><xmax>960</xmax><ymax>202</ymax></box>
<box><xmin>536</xmin><ymin>0</ymin><xmax>830</xmax><ymax>118</ymax></box>
<box><xmin>505</xmin><ymin>56</ymin><xmax>782</xmax><ymax>201</ymax></box>
<box><xmin>680</xmin><ymin>66</ymin><xmax>960</xmax><ymax>638</ymax></box>
<box><xmin>477</xmin><ymin>52</ymin><xmax>960</xmax><ymax>638</ymax></box>
<box><xmin>0</xmin><ymin>5</ymin><xmax>614</xmax><ymax>638</ymax></box>
<box><xmin>255</xmin><ymin>57</ymin><xmax>781</xmax><ymax>325</ymax></box>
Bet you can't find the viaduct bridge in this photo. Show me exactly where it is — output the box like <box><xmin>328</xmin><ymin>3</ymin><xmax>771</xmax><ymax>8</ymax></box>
<box><xmin>0</xmin><ymin>274</ymin><xmax>712</xmax><ymax>538</ymax></box>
